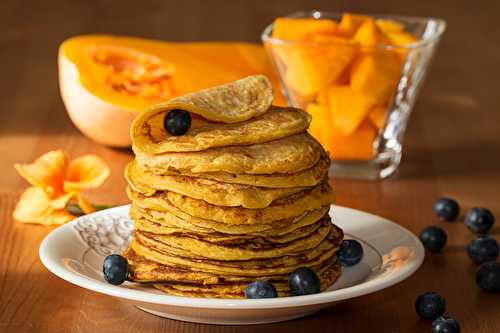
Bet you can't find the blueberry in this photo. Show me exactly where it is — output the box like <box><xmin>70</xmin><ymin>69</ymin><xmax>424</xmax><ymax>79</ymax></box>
<box><xmin>338</xmin><ymin>239</ymin><xmax>364</xmax><ymax>267</ymax></box>
<box><xmin>465</xmin><ymin>207</ymin><xmax>495</xmax><ymax>234</ymax></box>
<box><xmin>419</xmin><ymin>226</ymin><xmax>447</xmax><ymax>252</ymax></box>
<box><xmin>244</xmin><ymin>280</ymin><xmax>277</xmax><ymax>299</ymax></box>
<box><xmin>476</xmin><ymin>261</ymin><xmax>500</xmax><ymax>293</ymax></box>
<box><xmin>103</xmin><ymin>254</ymin><xmax>128</xmax><ymax>285</ymax></box>
<box><xmin>434</xmin><ymin>198</ymin><xmax>460</xmax><ymax>222</ymax></box>
<box><xmin>288</xmin><ymin>267</ymin><xmax>321</xmax><ymax>296</ymax></box>
<box><xmin>415</xmin><ymin>292</ymin><xmax>446</xmax><ymax>320</ymax></box>
<box><xmin>432</xmin><ymin>316</ymin><xmax>461</xmax><ymax>333</ymax></box>
<box><xmin>467</xmin><ymin>235</ymin><xmax>500</xmax><ymax>264</ymax></box>
<box><xmin>164</xmin><ymin>109</ymin><xmax>191</xmax><ymax>136</ymax></box>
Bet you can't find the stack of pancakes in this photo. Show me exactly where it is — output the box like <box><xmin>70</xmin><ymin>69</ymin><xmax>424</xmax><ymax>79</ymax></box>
<box><xmin>124</xmin><ymin>75</ymin><xmax>343</xmax><ymax>298</ymax></box>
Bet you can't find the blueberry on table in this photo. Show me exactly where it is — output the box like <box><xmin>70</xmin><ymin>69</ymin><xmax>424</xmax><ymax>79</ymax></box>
<box><xmin>415</xmin><ymin>292</ymin><xmax>446</xmax><ymax>320</ymax></box>
<box><xmin>338</xmin><ymin>239</ymin><xmax>364</xmax><ymax>267</ymax></box>
<box><xmin>467</xmin><ymin>235</ymin><xmax>500</xmax><ymax>264</ymax></box>
<box><xmin>476</xmin><ymin>261</ymin><xmax>500</xmax><ymax>293</ymax></box>
<box><xmin>103</xmin><ymin>254</ymin><xmax>128</xmax><ymax>285</ymax></box>
<box><xmin>288</xmin><ymin>267</ymin><xmax>321</xmax><ymax>296</ymax></box>
<box><xmin>465</xmin><ymin>207</ymin><xmax>495</xmax><ymax>234</ymax></box>
<box><xmin>419</xmin><ymin>226</ymin><xmax>447</xmax><ymax>252</ymax></box>
<box><xmin>432</xmin><ymin>316</ymin><xmax>461</xmax><ymax>333</ymax></box>
<box><xmin>244</xmin><ymin>280</ymin><xmax>278</xmax><ymax>299</ymax></box>
<box><xmin>164</xmin><ymin>109</ymin><xmax>191</xmax><ymax>136</ymax></box>
<box><xmin>434</xmin><ymin>198</ymin><xmax>460</xmax><ymax>222</ymax></box>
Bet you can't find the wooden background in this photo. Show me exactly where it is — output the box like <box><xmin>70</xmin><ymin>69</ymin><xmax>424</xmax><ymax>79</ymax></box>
<box><xmin>1</xmin><ymin>0</ymin><xmax>500</xmax><ymax>332</ymax></box>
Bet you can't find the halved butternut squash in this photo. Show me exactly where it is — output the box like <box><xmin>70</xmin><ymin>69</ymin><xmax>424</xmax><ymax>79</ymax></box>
<box><xmin>59</xmin><ymin>35</ymin><xmax>283</xmax><ymax>147</ymax></box>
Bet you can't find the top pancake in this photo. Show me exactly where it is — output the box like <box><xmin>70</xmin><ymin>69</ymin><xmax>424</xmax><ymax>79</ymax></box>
<box><xmin>130</xmin><ymin>75</ymin><xmax>310</xmax><ymax>154</ymax></box>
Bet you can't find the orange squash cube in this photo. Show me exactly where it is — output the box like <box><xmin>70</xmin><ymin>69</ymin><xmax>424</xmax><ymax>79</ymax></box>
<box><xmin>353</xmin><ymin>19</ymin><xmax>389</xmax><ymax>46</ymax></box>
<box><xmin>350</xmin><ymin>52</ymin><xmax>402</xmax><ymax>105</ymax></box>
<box><xmin>327</xmin><ymin>120</ymin><xmax>376</xmax><ymax>160</ymax></box>
<box><xmin>368</xmin><ymin>106</ymin><xmax>388</xmax><ymax>129</ymax></box>
<box><xmin>386</xmin><ymin>31</ymin><xmax>418</xmax><ymax>46</ymax></box>
<box><xmin>375</xmin><ymin>19</ymin><xmax>404</xmax><ymax>34</ymax></box>
<box><xmin>272</xmin><ymin>18</ymin><xmax>337</xmax><ymax>41</ymax></box>
<box><xmin>328</xmin><ymin>86</ymin><xmax>378</xmax><ymax>135</ymax></box>
<box><xmin>284</xmin><ymin>37</ymin><xmax>358</xmax><ymax>96</ymax></box>
<box><xmin>306</xmin><ymin>103</ymin><xmax>329</xmax><ymax>144</ymax></box>
<box><xmin>338</xmin><ymin>13</ymin><xmax>371</xmax><ymax>37</ymax></box>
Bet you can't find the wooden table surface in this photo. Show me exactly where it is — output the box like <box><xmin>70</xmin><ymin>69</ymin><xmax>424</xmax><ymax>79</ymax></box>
<box><xmin>1</xmin><ymin>0</ymin><xmax>500</xmax><ymax>332</ymax></box>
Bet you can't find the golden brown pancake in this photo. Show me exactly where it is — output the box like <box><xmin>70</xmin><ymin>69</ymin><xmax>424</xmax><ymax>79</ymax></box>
<box><xmin>127</xmin><ymin>181</ymin><xmax>334</xmax><ymax>225</ymax></box>
<box><xmin>131</xmin><ymin>203</ymin><xmax>330</xmax><ymax>237</ymax></box>
<box><xmin>125</xmin><ymin>159</ymin><xmax>309</xmax><ymax>208</ymax></box>
<box><xmin>135</xmin><ymin>133</ymin><xmax>324</xmax><ymax>175</ymax></box>
<box><xmin>132</xmin><ymin>106</ymin><xmax>310</xmax><ymax>153</ymax></box>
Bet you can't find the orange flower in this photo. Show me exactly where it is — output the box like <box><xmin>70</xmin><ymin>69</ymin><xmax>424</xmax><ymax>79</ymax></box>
<box><xmin>13</xmin><ymin>150</ymin><xmax>110</xmax><ymax>225</ymax></box>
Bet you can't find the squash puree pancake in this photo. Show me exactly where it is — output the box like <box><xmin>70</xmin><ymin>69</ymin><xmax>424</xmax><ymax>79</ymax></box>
<box><xmin>133</xmin><ymin>105</ymin><xmax>310</xmax><ymax>154</ymax></box>
<box><xmin>125</xmin><ymin>159</ymin><xmax>308</xmax><ymax>208</ymax></box>
<box><xmin>139</xmin><ymin>153</ymin><xmax>329</xmax><ymax>189</ymax></box>
<box><xmin>131</xmin><ymin>204</ymin><xmax>330</xmax><ymax>236</ymax></box>
<box><xmin>133</xmin><ymin>213</ymin><xmax>328</xmax><ymax>245</ymax></box>
<box><xmin>135</xmin><ymin>133</ymin><xmax>323</xmax><ymax>175</ymax></box>
<box><xmin>127</xmin><ymin>181</ymin><xmax>334</xmax><ymax>225</ymax></box>
<box><xmin>136</xmin><ymin>220</ymin><xmax>331</xmax><ymax>261</ymax></box>
<box><xmin>128</xmin><ymin>227</ymin><xmax>342</xmax><ymax>276</ymax></box>
<box><xmin>125</xmin><ymin>247</ymin><xmax>336</xmax><ymax>283</ymax></box>
<box><xmin>152</xmin><ymin>262</ymin><xmax>341</xmax><ymax>298</ymax></box>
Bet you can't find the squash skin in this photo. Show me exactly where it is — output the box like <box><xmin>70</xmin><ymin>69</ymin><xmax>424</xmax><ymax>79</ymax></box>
<box><xmin>58</xmin><ymin>35</ymin><xmax>284</xmax><ymax>147</ymax></box>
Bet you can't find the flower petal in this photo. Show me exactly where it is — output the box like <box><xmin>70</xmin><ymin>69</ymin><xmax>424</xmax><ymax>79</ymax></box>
<box><xmin>63</xmin><ymin>155</ymin><xmax>110</xmax><ymax>192</ymax></box>
<box><xmin>13</xmin><ymin>187</ymin><xmax>74</xmax><ymax>226</ymax></box>
<box><xmin>50</xmin><ymin>192</ymin><xmax>76</xmax><ymax>210</ymax></box>
<box><xmin>77</xmin><ymin>194</ymin><xmax>96</xmax><ymax>214</ymax></box>
<box><xmin>14</xmin><ymin>150</ymin><xmax>68</xmax><ymax>197</ymax></box>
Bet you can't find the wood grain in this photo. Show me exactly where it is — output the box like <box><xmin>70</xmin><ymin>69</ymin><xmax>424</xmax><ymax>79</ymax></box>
<box><xmin>1</xmin><ymin>0</ymin><xmax>500</xmax><ymax>332</ymax></box>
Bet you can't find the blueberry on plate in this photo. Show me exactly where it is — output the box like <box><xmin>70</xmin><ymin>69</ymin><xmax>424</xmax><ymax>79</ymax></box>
<box><xmin>338</xmin><ymin>239</ymin><xmax>363</xmax><ymax>267</ymax></box>
<box><xmin>164</xmin><ymin>109</ymin><xmax>191</xmax><ymax>136</ymax></box>
<box><xmin>465</xmin><ymin>207</ymin><xmax>495</xmax><ymax>234</ymax></box>
<box><xmin>103</xmin><ymin>254</ymin><xmax>128</xmax><ymax>285</ymax></box>
<box><xmin>476</xmin><ymin>261</ymin><xmax>500</xmax><ymax>293</ymax></box>
<box><xmin>419</xmin><ymin>226</ymin><xmax>447</xmax><ymax>252</ymax></box>
<box><xmin>432</xmin><ymin>316</ymin><xmax>461</xmax><ymax>333</ymax></box>
<box><xmin>434</xmin><ymin>197</ymin><xmax>460</xmax><ymax>222</ymax></box>
<box><xmin>415</xmin><ymin>292</ymin><xmax>446</xmax><ymax>320</ymax></box>
<box><xmin>244</xmin><ymin>280</ymin><xmax>278</xmax><ymax>299</ymax></box>
<box><xmin>288</xmin><ymin>267</ymin><xmax>321</xmax><ymax>296</ymax></box>
<box><xmin>467</xmin><ymin>235</ymin><xmax>500</xmax><ymax>264</ymax></box>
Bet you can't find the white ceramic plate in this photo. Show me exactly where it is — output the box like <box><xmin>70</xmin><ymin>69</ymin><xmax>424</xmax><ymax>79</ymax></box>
<box><xmin>39</xmin><ymin>205</ymin><xmax>424</xmax><ymax>325</ymax></box>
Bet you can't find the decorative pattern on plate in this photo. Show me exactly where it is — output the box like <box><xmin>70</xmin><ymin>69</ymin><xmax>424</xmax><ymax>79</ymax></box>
<box><xmin>73</xmin><ymin>213</ymin><xmax>134</xmax><ymax>255</ymax></box>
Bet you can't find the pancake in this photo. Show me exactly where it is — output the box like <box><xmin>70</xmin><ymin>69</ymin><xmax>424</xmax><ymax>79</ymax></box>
<box><xmin>125</xmin><ymin>247</ymin><xmax>337</xmax><ymax>284</ymax></box>
<box><xmin>153</xmin><ymin>262</ymin><xmax>341</xmax><ymax>298</ymax></box>
<box><xmin>136</xmin><ymin>220</ymin><xmax>331</xmax><ymax>261</ymax></box>
<box><xmin>139</xmin><ymin>153</ymin><xmax>329</xmax><ymax>189</ymax></box>
<box><xmin>125</xmin><ymin>159</ymin><xmax>308</xmax><ymax>208</ymax></box>
<box><xmin>133</xmin><ymin>213</ymin><xmax>327</xmax><ymax>245</ymax></box>
<box><xmin>136</xmin><ymin>75</ymin><xmax>273</xmax><ymax>126</ymax></box>
<box><xmin>132</xmin><ymin>204</ymin><xmax>330</xmax><ymax>236</ymax></box>
<box><xmin>132</xmin><ymin>106</ymin><xmax>311</xmax><ymax>154</ymax></box>
<box><xmin>128</xmin><ymin>230</ymin><xmax>341</xmax><ymax>277</ymax></box>
<box><xmin>135</xmin><ymin>133</ymin><xmax>324</xmax><ymax>175</ymax></box>
<box><xmin>130</xmin><ymin>226</ymin><xmax>343</xmax><ymax>275</ymax></box>
<box><xmin>127</xmin><ymin>181</ymin><xmax>334</xmax><ymax>225</ymax></box>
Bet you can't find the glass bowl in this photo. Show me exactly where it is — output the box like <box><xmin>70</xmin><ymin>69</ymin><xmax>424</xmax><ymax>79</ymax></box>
<box><xmin>262</xmin><ymin>11</ymin><xmax>446</xmax><ymax>179</ymax></box>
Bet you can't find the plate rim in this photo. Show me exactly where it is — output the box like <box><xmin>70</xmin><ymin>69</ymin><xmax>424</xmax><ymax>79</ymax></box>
<box><xmin>39</xmin><ymin>204</ymin><xmax>424</xmax><ymax>310</ymax></box>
